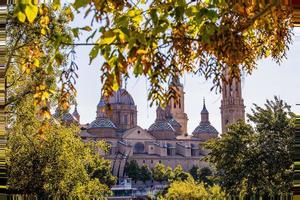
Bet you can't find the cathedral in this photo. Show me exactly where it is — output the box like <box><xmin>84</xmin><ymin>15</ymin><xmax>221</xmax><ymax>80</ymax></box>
<box><xmin>60</xmin><ymin>75</ymin><xmax>245</xmax><ymax>177</ymax></box>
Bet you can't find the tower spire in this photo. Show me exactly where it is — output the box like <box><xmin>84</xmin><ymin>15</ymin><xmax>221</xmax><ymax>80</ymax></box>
<box><xmin>72</xmin><ymin>103</ymin><xmax>80</xmax><ymax>123</ymax></box>
<box><xmin>201</xmin><ymin>98</ymin><xmax>209</xmax><ymax>122</ymax></box>
<box><xmin>220</xmin><ymin>68</ymin><xmax>245</xmax><ymax>133</ymax></box>
<box><xmin>168</xmin><ymin>76</ymin><xmax>188</xmax><ymax>135</ymax></box>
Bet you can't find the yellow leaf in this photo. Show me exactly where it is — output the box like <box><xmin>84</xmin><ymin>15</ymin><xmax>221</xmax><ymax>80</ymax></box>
<box><xmin>137</xmin><ymin>49</ymin><xmax>148</xmax><ymax>55</ymax></box>
<box><xmin>98</xmin><ymin>31</ymin><xmax>116</xmax><ymax>45</ymax></box>
<box><xmin>33</xmin><ymin>59</ymin><xmax>40</xmax><ymax>67</ymax></box>
<box><xmin>41</xmin><ymin>91</ymin><xmax>49</xmax><ymax>100</ymax></box>
<box><xmin>41</xmin><ymin>28</ymin><xmax>47</xmax><ymax>35</ymax></box>
<box><xmin>112</xmin><ymin>81</ymin><xmax>119</xmax><ymax>91</ymax></box>
<box><xmin>25</xmin><ymin>4</ymin><xmax>38</xmax><ymax>23</ymax></box>
<box><xmin>17</xmin><ymin>11</ymin><xmax>26</xmax><ymax>22</ymax></box>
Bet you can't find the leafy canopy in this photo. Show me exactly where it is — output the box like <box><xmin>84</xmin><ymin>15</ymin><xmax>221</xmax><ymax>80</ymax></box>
<box><xmin>158</xmin><ymin>176</ymin><xmax>226</xmax><ymax>200</ymax></box>
<box><xmin>205</xmin><ymin>97</ymin><xmax>295</xmax><ymax>195</ymax></box>
<box><xmin>11</xmin><ymin>0</ymin><xmax>293</xmax><ymax>115</ymax></box>
<box><xmin>7</xmin><ymin>95</ymin><xmax>116</xmax><ymax>199</ymax></box>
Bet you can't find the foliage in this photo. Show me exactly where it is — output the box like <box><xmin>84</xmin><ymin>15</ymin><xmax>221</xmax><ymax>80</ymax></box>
<box><xmin>205</xmin><ymin>97</ymin><xmax>295</xmax><ymax>195</ymax></box>
<box><xmin>189</xmin><ymin>165</ymin><xmax>199</xmax><ymax>181</ymax></box>
<box><xmin>124</xmin><ymin>160</ymin><xmax>141</xmax><ymax>182</ymax></box>
<box><xmin>158</xmin><ymin>176</ymin><xmax>226</xmax><ymax>200</ymax></box>
<box><xmin>12</xmin><ymin>0</ymin><xmax>294</xmax><ymax>114</ymax></box>
<box><xmin>8</xmin><ymin>1</ymin><xmax>77</xmax><ymax>119</ymax></box>
<box><xmin>152</xmin><ymin>163</ymin><xmax>167</xmax><ymax>183</ymax></box>
<box><xmin>189</xmin><ymin>166</ymin><xmax>213</xmax><ymax>185</ymax></box>
<box><xmin>152</xmin><ymin>163</ymin><xmax>189</xmax><ymax>183</ymax></box>
<box><xmin>140</xmin><ymin>165</ymin><xmax>152</xmax><ymax>183</ymax></box>
<box><xmin>6</xmin><ymin>96</ymin><xmax>115</xmax><ymax>199</ymax></box>
<box><xmin>86</xmin><ymin>155</ymin><xmax>117</xmax><ymax>188</ymax></box>
<box><xmin>172</xmin><ymin>165</ymin><xmax>189</xmax><ymax>182</ymax></box>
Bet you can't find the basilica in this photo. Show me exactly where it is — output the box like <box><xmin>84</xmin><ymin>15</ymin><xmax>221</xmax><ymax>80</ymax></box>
<box><xmin>62</xmin><ymin>77</ymin><xmax>245</xmax><ymax>177</ymax></box>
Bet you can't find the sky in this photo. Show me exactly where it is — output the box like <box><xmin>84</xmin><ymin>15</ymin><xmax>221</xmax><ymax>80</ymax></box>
<box><xmin>70</xmin><ymin>11</ymin><xmax>300</xmax><ymax>134</ymax></box>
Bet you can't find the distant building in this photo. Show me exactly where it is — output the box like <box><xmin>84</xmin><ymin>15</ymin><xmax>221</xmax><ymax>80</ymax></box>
<box><xmin>60</xmin><ymin>76</ymin><xmax>244</xmax><ymax>177</ymax></box>
<box><xmin>220</xmin><ymin>70</ymin><xmax>245</xmax><ymax>133</ymax></box>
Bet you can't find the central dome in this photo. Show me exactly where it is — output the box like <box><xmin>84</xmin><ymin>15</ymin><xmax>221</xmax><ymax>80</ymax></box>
<box><xmin>98</xmin><ymin>88</ymin><xmax>135</xmax><ymax>107</ymax></box>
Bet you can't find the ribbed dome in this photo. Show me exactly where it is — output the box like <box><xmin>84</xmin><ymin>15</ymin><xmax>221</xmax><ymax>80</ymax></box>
<box><xmin>167</xmin><ymin>118</ymin><xmax>181</xmax><ymax>129</ymax></box>
<box><xmin>192</xmin><ymin>121</ymin><xmax>218</xmax><ymax>135</ymax></box>
<box><xmin>148</xmin><ymin>121</ymin><xmax>175</xmax><ymax>132</ymax></box>
<box><xmin>97</xmin><ymin>89</ymin><xmax>135</xmax><ymax>107</ymax></box>
<box><xmin>87</xmin><ymin>117</ymin><xmax>116</xmax><ymax>130</ymax></box>
<box><xmin>62</xmin><ymin>113</ymin><xmax>76</xmax><ymax>122</ymax></box>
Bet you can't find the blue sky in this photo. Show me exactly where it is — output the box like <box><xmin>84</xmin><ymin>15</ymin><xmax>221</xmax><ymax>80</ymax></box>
<box><xmin>70</xmin><ymin>11</ymin><xmax>300</xmax><ymax>133</ymax></box>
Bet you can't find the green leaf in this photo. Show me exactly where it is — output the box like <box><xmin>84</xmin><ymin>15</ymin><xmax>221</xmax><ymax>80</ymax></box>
<box><xmin>89</xmin><ymin>46</ymin><xmax>99</xmax><ymax>64</ymax></box>
<box><xmin>55</xmin><ymin>53</ymin><xmax>64</xmax><ymax>66</ymax></box>
<box><xmin>17</xmin><ymin>11</ymin><xmax>26</xmax><ymax>22</ymax></box>
<box><xmin>25</xmin><ymin>4</ymin><xmax>38</xmax><ymax>23</ymax></box>
<box><xmin>53</xmin><ymin>0</ymin><xmax>61</xmax><ymax>10</ymax></box>
<box><xmin>72</xmin><ymin>28</ymin><xmax>79</xmax><ymax>38</ymax></box>
<box><xmin>81</xmin><ymin>26</ymin><xmax>92</xmax><ymax>32</ymax></box>
<box><xmin>73</xmin><ymin>0</ymin><xmax>90</xmax><ymax>10</ymax></box>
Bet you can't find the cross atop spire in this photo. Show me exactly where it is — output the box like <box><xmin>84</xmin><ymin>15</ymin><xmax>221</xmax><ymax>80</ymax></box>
<box><xmin>201</xmin><ymin>97</ymin><xmax>209</xmax><ymax>122</ymax></box>
<box><xmin>201</xmin><ymin>97</ymin><xmax>208</xmax><ymax>114</ymax></box>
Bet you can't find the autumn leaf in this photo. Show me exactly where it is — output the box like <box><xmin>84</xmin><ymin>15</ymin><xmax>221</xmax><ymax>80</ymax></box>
<box><xmin>25</xmin><ymin>4</ymin><xmax>38</xmax><ymax>23</ymax></box>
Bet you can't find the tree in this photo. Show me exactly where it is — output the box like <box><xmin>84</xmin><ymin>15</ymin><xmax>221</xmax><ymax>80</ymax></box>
<box><xmin>86</xmin><ymin>155</ymin><xmax>117</xmax><ymax>188</ymax></box>
<box><xmin>199</xmin><ymin>167</ymin><xmax>213</xmax><ymax>186</ymax></box>
<box><xmin>172</xmin><ymin>165</ymin><xmax>189</xmax><ymax>182</ymax></box>
<box><xmin>7</xmin><ymin>2</ymin><xmax>76</xmax><ymax>118</ymax></box>
<box><xmin>189</xmin><ymin>165</ymin><xmax>199</xmax><ymax>181</ymax></box>
<box><xmin>152</xmin><ymin>163</ymin><xmax>167</xmax><ymax>183</ymax></box>
<box><xmin>189</xmin><ymin>166</ymin><xmax>213</xmax><ymax>185</ymax></box>
<box><xmin>158</xmin><ymin>176</ymin><xmax>226</xmax><ymax>200</ymax></box>
<box><xmin>124</xmin><ymin>160</ymin><xmax>141</xmax><ymax>183</ymax></box>
<box><xmin>11</xmin><ymin>0</ymin><xmax>293</xmax><ymax>113</ymax></box>
<box><xmin>6</xmin><ymin>96</ymin><xmax>115</xmax><ymax>199</ymax></box>
<box><xmin>205</xmin><ymin>97</ymin><xmax>294</xmax><ymax>195</ymax></box>
<box><xmin>139</xmin><ymin>165</ymin><xmax>152</xmax><ymax>183</ymax></box>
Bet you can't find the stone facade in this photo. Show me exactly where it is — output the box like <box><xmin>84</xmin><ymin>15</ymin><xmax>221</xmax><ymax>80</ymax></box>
<box><xmin>220</xmin><ymin>70</ymin><xmax>245</xmax><ymax>133</ymax></box>
<box><xmin>78</xmin><ymin>81</ymin><xmax>218</xmax><ymax>177</ymax></box>
<box><xmin>60</xmin><ymin>77</ymin><xmax>244</xmax><ymax>177</ymax></box>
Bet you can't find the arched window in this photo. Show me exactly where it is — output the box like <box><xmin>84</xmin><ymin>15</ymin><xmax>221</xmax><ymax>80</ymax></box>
<box><xmin>134</xmin><ymin>142</ymin><xmax>145</xmax><ymax>154</ymax></box>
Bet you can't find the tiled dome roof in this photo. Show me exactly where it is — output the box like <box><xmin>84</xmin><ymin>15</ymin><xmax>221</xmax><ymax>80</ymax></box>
<box><xmin>87</xmin><ymin>117</ymin><xmax>116</xmax><ymax>130</ymax></box>
<box><xmin>148</xmin><ymin>121</ymin><xmax>175</xmax><ymax>132</ymax></box>
<box><xmin>193</xmin><ymin>121</ymin><xmax>218</xmax><ymax>135</ymax></box>
<box><xmin>62</xmin><ymin>113</ymin><xmax>76</xmax><ymax>122</ymax></box>
<box><xmin>97</xmin><ymin>88</ymin><xmax>135</xmax><ymax>107</ymax></box>
<box><xmin>167</xmin><ymin>118</ymin><xmax>181</xmax><ymax>129</ymax></box>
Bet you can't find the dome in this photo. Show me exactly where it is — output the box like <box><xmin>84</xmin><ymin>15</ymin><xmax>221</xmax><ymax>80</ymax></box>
<box><xmin>87</xmin><ymin>117</ymin><xmax>116</xmax><ymax>130</ymax></box>
<box><xmin>53</xmin><ymin>108</ymin><xmax>77</xmax><ymax>123</ymax></box>
<box><xmin>62</xmin><ymin>113</ymin><xmax>76</xmax><ymax>122</ymax></box>
<box><xmin>97</xmin><ymin>89</ymin><xmax>135</xmax><ymax>107</ymax></box>
<box><xmin>192</xmin><ymin>121</ymin><xmax>218</xmax><ymax>135</ymax></box>
<box><xmin>148</xmin><ymin>121</ymin><xmax>175</xmax><ymax>132</ymax></box>
<box><xmin>167</xmin><ymin>118</ymin><xmax>181</xmax><ymax>130</ymax></box>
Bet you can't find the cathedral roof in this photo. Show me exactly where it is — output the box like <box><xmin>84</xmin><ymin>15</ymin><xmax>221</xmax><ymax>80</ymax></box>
<box><xmin>62</xmin><ymin>113</ymin><xmax>77</xmax><ymax>122</ymax></box>
<box><xmin>201</xmin><ymin>99</ymin><xmax>208</xmax><ymax>114</ymax></box>
<box><xmin>148</xmin><ymin>120</ymin><xmax>175</xmax><ymax>132</ymax></box>
<box><xmin>87</xmin><ymin>117</ymin><xmax>116</xmax><ymax>130</ymax></box>
<box><xmin>72</xmin><ymin>105</ymin><xmax>80</xmax><ymax>119</ymax></box>
<box><xmin>167</xmin><ymin>118</ymin><xmax>181</xmax><ymax>129</ymax></box>
<box><xmin>97</xmin><ymin>88</ymin><xmax>135</xmax><ymax>107</ymax></box>
<box><xmin>53</xmin><ymin>108</ymin><xmax>77</xmax><ymax>123</ymax></box>
<box><xmin>192</xmin><ymin>121</ymin><xmax>218</xmax><ymax>135</ymax></box>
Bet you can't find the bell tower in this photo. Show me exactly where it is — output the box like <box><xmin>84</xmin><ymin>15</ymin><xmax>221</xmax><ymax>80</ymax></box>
<box><xmin>220</xmin><ymin>70</ymin><xmax>245</xmax><ymax>133</ymax></box>
<box><xmin>169</xmin><ymin>77</ymin><xmax>188</xmax><ymax>135</ymax></box>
